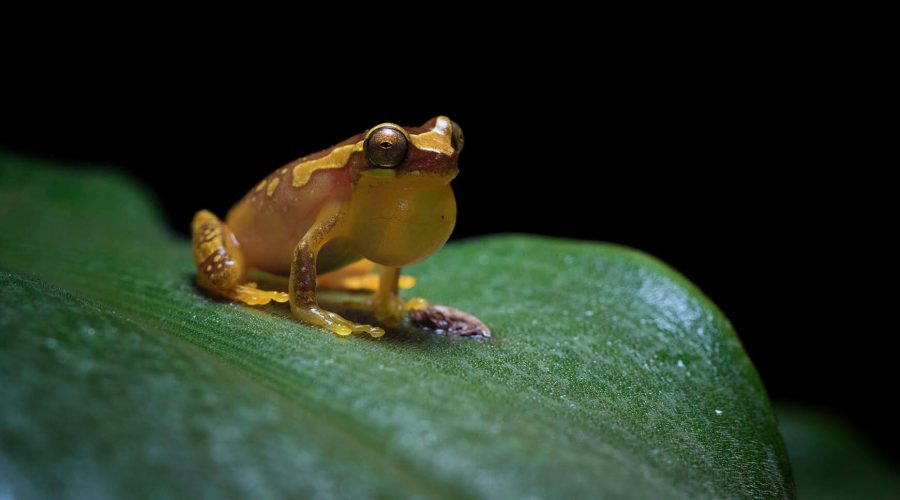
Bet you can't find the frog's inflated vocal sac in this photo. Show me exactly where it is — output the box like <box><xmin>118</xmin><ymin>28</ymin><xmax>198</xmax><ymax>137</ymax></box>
<box><xmin>192</xmin><ymin>116</ymin><xmax>463</xmax><ymax>338</ymax></box>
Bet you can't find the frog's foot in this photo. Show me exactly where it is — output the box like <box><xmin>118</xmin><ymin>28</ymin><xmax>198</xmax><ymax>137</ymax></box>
<box><xmin>192</xmin><ymin>210</ymin><xmax>290</xmax><ymax>306</ymax></box>
<box><xmin>225</xmin><ymin>283</ymin><xmax>289</xmax><ymax>306</ymax></box>
<box><xmin>291</xmin><ymin>304</ymin><xmax>385</xmax><ymax>338</ymax></box>
<box><xmin>193</xmin><ymin>209</ymin><xmax>247</xmax><ymax>293</ymax></box>
<box><xmin>318</xmin><ymin>259</ymin><xmax>416</xmax><ymax>291</ymax></box>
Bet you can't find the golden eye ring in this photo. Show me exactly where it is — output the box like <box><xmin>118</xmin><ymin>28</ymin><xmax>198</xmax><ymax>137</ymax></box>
<box><xmin>364</xmin><ymin>125</ymin><xmax>409</xmax><ymax>168</ymax></box>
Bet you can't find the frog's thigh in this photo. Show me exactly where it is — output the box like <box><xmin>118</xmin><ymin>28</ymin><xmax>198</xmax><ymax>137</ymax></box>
<box><xmin>317</xmin><ymin>259</ymin><xmax>417</xmax><ymax>291</ymax></box>
<box><xmin>191</xmin><ymin>210</ymin><xmax>288</xmax><ymax>306</ymax></box>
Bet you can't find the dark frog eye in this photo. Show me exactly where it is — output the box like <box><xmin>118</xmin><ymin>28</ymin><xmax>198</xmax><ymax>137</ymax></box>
<box><xmin>365</xmin><ymin>125</ymin><xmax>408</xmax><ymax>168</ymax></box>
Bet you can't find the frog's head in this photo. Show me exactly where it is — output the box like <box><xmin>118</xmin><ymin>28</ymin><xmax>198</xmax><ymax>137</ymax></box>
<box><xmin>360</xmin><ymin>115</ymin><xmax>463</xmax><ymax>181</ymax></box>
<box><xmin>347</xmin><ymin>116</ymin><xmax>462</xmax><ymax>267</ymax></box>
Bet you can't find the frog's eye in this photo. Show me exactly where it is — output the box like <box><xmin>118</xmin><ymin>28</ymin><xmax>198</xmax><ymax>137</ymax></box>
<box><xmin>451</xmin><ymin>121</ymin><xmax>464</xmax><ymax>154</ymax></box>
<box><xmin>365</xmin><ymin>126</ymin><xmax>408</xmax><ymax>168</ymax></box>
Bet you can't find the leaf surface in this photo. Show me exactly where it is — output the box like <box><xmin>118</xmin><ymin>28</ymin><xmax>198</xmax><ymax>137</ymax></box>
<box><xmin>0</xmin><ymin>153</ymin><xmax>793</xmax><ymax>498</ymax></box>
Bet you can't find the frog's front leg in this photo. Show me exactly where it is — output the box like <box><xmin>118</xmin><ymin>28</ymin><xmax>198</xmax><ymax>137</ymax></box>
<box><xmin>289</xmin><ymin>208</ymin><xmax>385</xmax><ymax>338</ymax></box>
<box><xmin>369</xmin><ymin>266</ymin><xmax>491</xmax><ymax>338</ymax></box>
<box><xmin>370</xmin><ymin>266</ymin><xmax>428</xmax><ymax>325</ymax></box>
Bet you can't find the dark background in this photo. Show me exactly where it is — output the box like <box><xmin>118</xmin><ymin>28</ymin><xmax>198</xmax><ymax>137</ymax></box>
<box><xmin>1</xmin><ymin>73</ymin><xmax>890</xmax><ymax>461</ymax></box>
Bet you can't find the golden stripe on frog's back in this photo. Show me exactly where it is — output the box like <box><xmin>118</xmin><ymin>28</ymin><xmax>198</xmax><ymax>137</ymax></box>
<box><xmin>291</xmin><ymin>140</ymin><xmax>364</xmax><ymax>188</ymax></box>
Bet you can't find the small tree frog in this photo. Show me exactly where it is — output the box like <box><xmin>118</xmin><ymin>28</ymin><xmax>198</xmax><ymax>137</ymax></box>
<box><xmin>191</xmin><ymin>116</ymin><xmax>472</xmax><ymax>338</ymax></box>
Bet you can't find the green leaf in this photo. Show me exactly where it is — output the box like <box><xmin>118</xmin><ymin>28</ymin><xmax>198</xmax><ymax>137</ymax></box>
<box><xmin>0</xmin><ymin>152</ymin><xmax>793</xmax><ymax>498</ymax></box>
<box><xmin>778</xmin><ymin>406</ymin><xmax>900</xmax><ymax>500</ymax></box>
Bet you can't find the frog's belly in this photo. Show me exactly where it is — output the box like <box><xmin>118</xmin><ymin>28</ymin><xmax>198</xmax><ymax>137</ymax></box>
<box><xmin>225</xmin><ymin>169</ymin><xmax>354</xmax><ymax>275</ymax></box>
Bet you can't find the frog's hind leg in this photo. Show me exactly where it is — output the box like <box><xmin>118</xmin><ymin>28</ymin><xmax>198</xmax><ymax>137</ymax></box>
<box><xmin>191</xmin><ymin>209</ymin><xmax>288</xmax><ymax>305</ymax></box>
<box><xmin>317</xmin><ymin>259</ymin><xmax>417</xmax><ymax>291</ymax></box>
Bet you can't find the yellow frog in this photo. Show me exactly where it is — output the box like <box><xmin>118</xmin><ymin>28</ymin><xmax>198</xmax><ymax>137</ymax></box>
<box><xmin>191</xmin><ymin>116</ymin><xmax>464</xmax><ymax>338</ymax></box>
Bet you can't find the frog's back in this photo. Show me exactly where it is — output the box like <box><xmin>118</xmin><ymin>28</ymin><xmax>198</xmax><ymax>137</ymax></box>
<box><xmin>226</xmin><ymin>138</ymin><xmax>362</xmax><ymax>275</ymax></box>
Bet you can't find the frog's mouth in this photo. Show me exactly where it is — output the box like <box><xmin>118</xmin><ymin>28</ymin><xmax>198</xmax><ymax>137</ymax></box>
<box><xmin>363</xmin><ymin>168</ymin><xmax>457</xmax><ymax>182</ymax></box>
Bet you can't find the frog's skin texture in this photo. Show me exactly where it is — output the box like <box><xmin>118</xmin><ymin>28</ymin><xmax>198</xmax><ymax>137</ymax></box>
<box><xmin>191</xmin><ymin>116</ymin><xmax>463</xmax><ymax>338</ymax></box>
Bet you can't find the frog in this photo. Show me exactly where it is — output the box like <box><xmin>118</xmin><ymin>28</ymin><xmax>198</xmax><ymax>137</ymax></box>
<box><xmin>191</xmin><ymin>116</ymin><xmax>466</xmax><ymax>338</ymax></box>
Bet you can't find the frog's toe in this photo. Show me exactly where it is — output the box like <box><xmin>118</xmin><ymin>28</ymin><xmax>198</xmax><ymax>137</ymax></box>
<box><xmin>292</xmin><ymin>304</ymin><xmax>385</xmax><ymax>338</ymax></box>
<box><xmin>404</xmin><ymin>297</ymin><xmax>428</xmax><ymax>311</ymax></box>
<box><xmin>338</xmin><ymin>319</ymin><xmax>385</xmax><ymax>338</ymax></box>
<box><xmin>227</xmin><ymin>283</ymin><xmax>289</xmax><ymax>305</ymax></box>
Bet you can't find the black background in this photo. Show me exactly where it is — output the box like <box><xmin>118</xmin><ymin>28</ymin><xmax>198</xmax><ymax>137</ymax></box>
<box><xmin>1</xmin><ymin>69</ymin><xmax>891</xmax><ymax>462</ymax></box>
